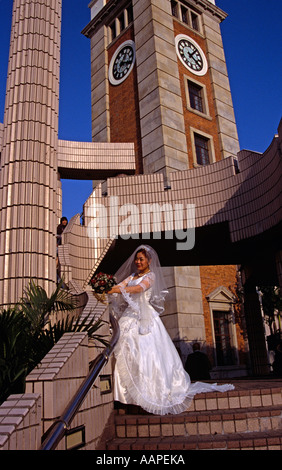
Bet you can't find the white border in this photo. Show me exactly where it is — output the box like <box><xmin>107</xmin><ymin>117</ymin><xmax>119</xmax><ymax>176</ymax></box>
<box><xmin>109</xmin><ymin>40</ymin><xmax>136</xmax><ymax>86</ymax></box>
<box><xmin>175</xmin><ymin>34</ymin><xmax>208</xmax><ymax>76</ymax></box>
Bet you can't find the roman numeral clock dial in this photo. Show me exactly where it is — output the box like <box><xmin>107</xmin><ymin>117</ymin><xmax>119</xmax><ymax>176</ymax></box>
<box><xmin>175</xmin><ymin>34</ymin><xmax>208</xmax><ymax>76</ymax></box>
<box><xmin>109</xmin><ymin>40</ymin><xmax>136</xmax><ymax>85</ymax></box>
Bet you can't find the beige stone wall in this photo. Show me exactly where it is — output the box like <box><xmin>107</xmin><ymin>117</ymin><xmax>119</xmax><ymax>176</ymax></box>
<box><xmin>162</xmin><ymin>266</ymin><xmax>205</xmax><ymax>358</ymax></box>
<box><xmin>57</xmin><ymin>139</ymin><xmax>135</xmax><ymax>179</ymax></box>
<box><xmin>90</xmin><ymin>24</ymin><xmax>111</xmax><ymax>142</ymax></box>
<box><xmin>0</xmin><ymin>318</ymin><xmax>115</xmax><ymax>450</ymax></box>
<box><xmin>0</xmin><ymin>123</ymin><xmax>3</xmax><ymax>150</ymax></box>
<box><xmin>0</xmin><ymin>394</ymin><xmax>41</xmax><ymax>450</ymax></box>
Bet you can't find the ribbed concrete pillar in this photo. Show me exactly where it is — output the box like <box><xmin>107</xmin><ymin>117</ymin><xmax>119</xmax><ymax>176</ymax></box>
<box><xmin>0</xmin><ymin>0</ymin><xmax>61</xmax><ymax>306</ymax></box>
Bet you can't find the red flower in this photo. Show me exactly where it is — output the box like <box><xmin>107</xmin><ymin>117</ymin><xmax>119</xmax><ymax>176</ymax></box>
<box><xmin>89</xmin><ymin>272</ymin><xmax>117</xmax><ymax>294</ymax></box>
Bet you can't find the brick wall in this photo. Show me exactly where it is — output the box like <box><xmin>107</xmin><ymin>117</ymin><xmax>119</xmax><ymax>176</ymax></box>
<box><xmin>0</xmin><ymin>328</ymin><xmax>115</xmax><ymax>450</ymax></box>
<box><xmin>200</xmin><ymin>265</ymin><xmax>247</xmax><ymax>365</ymax></box>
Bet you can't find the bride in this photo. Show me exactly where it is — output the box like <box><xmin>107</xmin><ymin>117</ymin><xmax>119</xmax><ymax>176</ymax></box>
<box><xmin>108</xmin><ymin>244</ymin><xmax>234</xmax><ymax>415</ymax></box>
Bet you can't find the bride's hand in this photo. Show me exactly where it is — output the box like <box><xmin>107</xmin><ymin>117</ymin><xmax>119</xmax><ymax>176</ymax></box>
<box><xmin>107</xmin><ymin>286</ymin><xmax>121</xmax><ymax>294</ymax></box>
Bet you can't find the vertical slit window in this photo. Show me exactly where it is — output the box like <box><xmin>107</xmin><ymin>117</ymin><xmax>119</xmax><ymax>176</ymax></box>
<box><xmin>191</xmin><ymin>12</ymin><xmax>199</xmax><ymax>31</ymax></box>
<box><xmin>118</xmin><ymin>13</ymin><xmax>125</xmax><ymax>32</ymax></box>
<box><xmin>127</xmin><ymin>5</ymin><xmax>133</xmax><ymax>24</ymax></box>
<box><xmin>171</xmin><ymin>0</ymin><xmax>179</xmax><ymax>18</ymax></box>
<box><xmin>110</xmin><ymin>22</ymin><xmax>116</xmax><ymax>41</ymax></box>
<box><xmin>181</xmin><ymin>5</ymin><xmax>188</xmax><ymax>24</ymax></box>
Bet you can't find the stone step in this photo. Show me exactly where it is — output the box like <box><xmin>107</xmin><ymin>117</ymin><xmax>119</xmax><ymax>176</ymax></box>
<box><xmin>114</xmin><ymin>406</ymin><xmax>282</xmax><ymax>439</ymax></box>
<box><xmin>106</xmin><ymin>429</ymin><xmax>282</xmax><ymax>450</ymax></box>
<box><xmin>106</xmin><ymin>380</ymin><xmax>282</xmax><ymax>451</ymax></box>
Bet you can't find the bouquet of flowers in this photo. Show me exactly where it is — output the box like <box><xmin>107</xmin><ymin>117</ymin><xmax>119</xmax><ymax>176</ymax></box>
<box><xmin>89</xmin><ymin>272</ymin><xmax>117</xmax><ymax>303</ymax></box>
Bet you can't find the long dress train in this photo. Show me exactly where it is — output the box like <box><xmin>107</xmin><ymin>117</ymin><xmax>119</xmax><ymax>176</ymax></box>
<box><xmin>113</xmin><ymin>275</ymin><xmax>234</xmax><ymax>416</ymax></box>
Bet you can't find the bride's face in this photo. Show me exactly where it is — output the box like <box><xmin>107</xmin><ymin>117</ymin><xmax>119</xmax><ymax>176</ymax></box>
<box><xmin>134</xmin><ymin>251</ymin><xmax>150</xmax><ymax>273</ymax></box>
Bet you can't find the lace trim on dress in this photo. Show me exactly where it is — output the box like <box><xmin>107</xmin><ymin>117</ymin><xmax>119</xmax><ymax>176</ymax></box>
<box><xmin>119</xmin><ymin>283</ymin><xmax>140</xmax><ymax>313</ymax></box>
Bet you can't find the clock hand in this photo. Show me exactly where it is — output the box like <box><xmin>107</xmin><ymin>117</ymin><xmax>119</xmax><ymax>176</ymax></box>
<box><xmin>184</xmin><ymin>46</ymin><xmax>196</xmax><ymax>58</ymax></box>
<box><xmin>123</xmin><ymin>53</ymin><xmax>132</xmax><ymax>63</ymax></box>
<box><xmin>191</xmin><ymin>50</ymin><xmax>200</xmax><ymax>59</ymax></box>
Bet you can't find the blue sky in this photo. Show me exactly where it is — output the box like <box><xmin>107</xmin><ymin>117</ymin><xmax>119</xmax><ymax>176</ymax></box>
<box><xmin>0</xmin><ymin>0</ymin><xmax>281</xmax><ymax>221</ymax></box>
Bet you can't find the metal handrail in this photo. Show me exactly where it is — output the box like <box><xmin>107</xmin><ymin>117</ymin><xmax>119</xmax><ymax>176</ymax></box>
<box><xmin>39</xmin><ymin>309</ymin><xmax>120</xmax><ymax>450</ymax></box>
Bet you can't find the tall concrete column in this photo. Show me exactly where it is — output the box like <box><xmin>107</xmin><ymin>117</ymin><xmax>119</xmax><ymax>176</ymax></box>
<box><xmin>0</xmin><ymin>0</ymin><xmax>61</xmax><ymax>306</ymax></box>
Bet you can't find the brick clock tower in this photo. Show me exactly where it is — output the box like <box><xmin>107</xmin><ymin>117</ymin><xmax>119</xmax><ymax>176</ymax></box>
<box><xmin>83</xmin><ymin>0</ymin><xmax>248</xmax><ymax>377</ymax></box>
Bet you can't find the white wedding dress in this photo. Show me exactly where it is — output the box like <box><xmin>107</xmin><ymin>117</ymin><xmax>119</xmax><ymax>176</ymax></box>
<box><xmin>113</xmin><ymin>273</ymin><xmax>234</xmax><ymax>415</ymax></box>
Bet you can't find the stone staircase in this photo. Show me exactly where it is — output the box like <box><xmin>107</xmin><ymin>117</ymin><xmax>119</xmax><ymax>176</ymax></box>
<box><xmin>106</xmin><ymin>379</ymin><xmax>282</xmax><ymax>450</ymax></box>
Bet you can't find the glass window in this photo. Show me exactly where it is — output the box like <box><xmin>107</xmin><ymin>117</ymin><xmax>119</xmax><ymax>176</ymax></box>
<box><xmin>194</xmin><ymin>133</ymin><xmax>210</xmax><ymax>166</ymax></box>
<box><xmin>188</xmin><ymin>81</ymin><xmax>204</xmax><ymax>113</ymax></box>
<box><xmin>213</xmin><ymin>311</ymin><xmax>234</xmax><ymax>366</ymax></box>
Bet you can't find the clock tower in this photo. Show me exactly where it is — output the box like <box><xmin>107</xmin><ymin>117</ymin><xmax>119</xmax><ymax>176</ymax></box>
<box><xmin>83</xmin><ymin>0</ymin><xmax>246</xmax><ymax>374</ymax></box>
<box><xmin>83</xmin><ymin>0</ymin><xmax>239</xmax><ymax>180</ymax></box>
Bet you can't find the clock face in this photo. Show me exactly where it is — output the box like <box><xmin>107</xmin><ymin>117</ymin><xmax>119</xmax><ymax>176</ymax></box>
<box><xmin>109</xmin><ymin>40</ymin><xmax>136</xmax><ymax>85</ymax></box>
<box><xmin>175</xmin><ymin>35</ymin><xmax>207</xmax><ymax>76</ymax></box>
